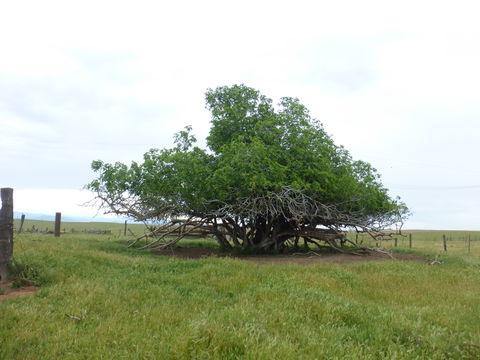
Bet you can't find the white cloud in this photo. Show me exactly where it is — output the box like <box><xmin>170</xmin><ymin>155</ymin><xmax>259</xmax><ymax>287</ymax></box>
<box><xmin>13</xmin><ymin>189</ymin><xmax>100</xmax><ymax>217</ymax></box>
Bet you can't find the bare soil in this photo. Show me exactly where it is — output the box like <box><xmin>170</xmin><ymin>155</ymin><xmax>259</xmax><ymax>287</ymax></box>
<box><xmin>152</xmin><ymin>247</ymin><xmax>430</xmax><ymax>265</ymax></box>
<box><xmin>0</xmin><ymin>280</ymin><xmax>38</xmax><ymax>302</ymax></box>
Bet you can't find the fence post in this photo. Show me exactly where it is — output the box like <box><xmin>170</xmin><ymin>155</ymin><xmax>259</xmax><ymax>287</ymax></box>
<box><xmin>18</xmin><ymin>214</ymin><xmax>25</xmax><ymax>233</ymax></box>
<box><xmin>394</xmin><ymin>238</ymin><xmax>398</xmax><ymax>247</ymax></box>
<box><xmin>443</xmin><ymin>234</ymin><xmax>447</xmax><ymax>252</ymax></box>
<box><xmin>409</xmin><ymin>233</ymin><xmax>412</xmax><ymax>248</ymax></box>
<box><xmin>468</xmin><ymin>234</ymin><xmax>471</xmax><ymax>253</ymax></box>
<box><xmin>0</xmin><ymin>188</ymin><xmax>14</xmax><ymax>282</ymax></box>
<box><xmin>55</xmin><ymin>212</ymin><xmax>61</xmax><ymax>237</ymax></box>
<box><xmin>124</xmin><ymin>220</ymin><xmax>127</xmax><ymax>236</ymax></box>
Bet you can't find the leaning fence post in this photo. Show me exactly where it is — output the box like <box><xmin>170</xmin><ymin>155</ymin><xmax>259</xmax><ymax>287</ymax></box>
<box><xmin>55</xmin><ymin>212</ymin><xmax>61</xmax><ymax>237</ymax></box>
<box><xmin>0</xmin><ymin>188</ymin><xmax>14</xmax><ymax>282</ymax></box>
<box><xmin>18</xmin><ymin>214</ymin><xmax>25</xmax><ymax>233</ymax></box>
<box><xmin>443</xmin><ymin>234</ymin><xmax>447</xmax><ymax>252</ymax></box>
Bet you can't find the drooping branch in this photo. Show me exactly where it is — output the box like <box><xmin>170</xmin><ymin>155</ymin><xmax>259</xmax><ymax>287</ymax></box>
<box><xmin>118</xmin><ymin>186</ymin><xmax>405</xmax><ymax>251</ymax></box>
<box><xmin>213</xmin><ymin>186</ymin><xmax>404</xmax><ymax>233</ymax></box>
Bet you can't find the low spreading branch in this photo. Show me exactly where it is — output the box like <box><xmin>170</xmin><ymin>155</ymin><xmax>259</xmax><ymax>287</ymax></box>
<box><xmin>92</xmin><ymin>186</ymin><xmax>405</xmax><ymax>252</ymax></box>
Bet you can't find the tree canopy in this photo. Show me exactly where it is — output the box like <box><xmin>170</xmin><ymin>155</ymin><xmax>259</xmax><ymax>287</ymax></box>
<box><xmin>88</xmin><ymin>84</ymin><xmax>408</xmax><ymax>251</ymax></box>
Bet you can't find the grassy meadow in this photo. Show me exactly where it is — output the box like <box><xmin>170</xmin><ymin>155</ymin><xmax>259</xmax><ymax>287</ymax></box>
<box><xmin>350</xmin><ymin>230</ymin><xmax>480</xmax><ymax>257</ymax></box>
<box><xmin>1</xmin><ymin>222</ymin><xmax>480</xmax><ymax>359</ymax></box>
<box><xmin>13</xmin><ymin>218</ymin><xmax>146</xmax><ymax>234</ymax></box>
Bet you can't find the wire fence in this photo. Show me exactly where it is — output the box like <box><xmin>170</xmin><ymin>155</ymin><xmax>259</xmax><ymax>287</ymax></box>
<box><xmin>350</xmin><ymin>232</ymin><xmax>480</xmax><ymax>255</ymax></box>
<box><xmin>12</xmin><ymin>214</ymin><xmax>480</xmax><ymax>256</ymax></box>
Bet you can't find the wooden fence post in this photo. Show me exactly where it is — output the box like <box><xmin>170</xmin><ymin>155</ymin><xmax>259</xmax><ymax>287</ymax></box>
<box><xmin>468</xmin><ymin>234</ymin><xmax>471</xmax><ymax>253</ymax></box>
<box><xmin>124</xmin><ymin>220</ymin><xmax>127</xmax><ymax>236</ymax></box>
<box><xmin>409</xmin><ymin>233</ymin><xmax>412</xmax><ymax>248</ymax></box>
<box><xmin>443</xmin><ymin>234</ymin><xmax>447</xmax><ymax>252</ymax></box>
<box><xmin>394</xmin><ymin>238</ymin><xmax>398</xmax><ymax>247</ymax></box>
<box><xmin>18</xmin><ymin>214</ymin><xmax>25</xmax><ymax>233</ymax></box>
<box><xmin>55</xmin><ymin>212</ymin><xmax>61</xmax><ymax>237</ymax></box>
<box><xmin>0</xmin><ymin>188</ymin><xmax>14</xmax><ymax>282</ymax></box>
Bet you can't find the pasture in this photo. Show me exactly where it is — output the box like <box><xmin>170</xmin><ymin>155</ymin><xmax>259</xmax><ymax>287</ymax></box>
<box><xmin>1</xmin><ymin>221</ymin><xmax>480</xmax><ymax>359</ymax></box>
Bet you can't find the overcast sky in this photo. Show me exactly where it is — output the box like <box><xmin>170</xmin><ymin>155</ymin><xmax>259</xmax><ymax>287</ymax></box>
<box><xmin>1</xmin><ymin>0</ymin><xmax>479</xmax><ymax>229</ymax></box>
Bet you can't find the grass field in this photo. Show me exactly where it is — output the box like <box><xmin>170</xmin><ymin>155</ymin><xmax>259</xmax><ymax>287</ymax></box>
<box><xmin>1</xmin><ymin>223</ymin><xmax>480</xmax><ymax>359</ymax></box>
<box><xmin>14</xmin><ymin>219</ymin><xmax>480</xmax><ymax>255</ymax></box>
<box><xmin>350</xmin><ymin>230</ymin><xmax>480</xmax><ymax>257</ymax></box>
<box><xmin>13</xmin><ymin>218</ymin><xmax>146</xmax><ymax>234</ymax></box>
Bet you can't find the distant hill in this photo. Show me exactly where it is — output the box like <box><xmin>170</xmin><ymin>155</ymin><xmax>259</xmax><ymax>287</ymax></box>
<box><xmin>13</xmin><ymin>212</ymin><xmax>133</xmax><ymax>223</ymax></box>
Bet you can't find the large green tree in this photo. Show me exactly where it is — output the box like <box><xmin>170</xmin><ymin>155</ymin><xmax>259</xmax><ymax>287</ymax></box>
<box><xmin>88</xmin><ymin>85</ymin><xmax>408</xmax><ymax>251</ymax></box>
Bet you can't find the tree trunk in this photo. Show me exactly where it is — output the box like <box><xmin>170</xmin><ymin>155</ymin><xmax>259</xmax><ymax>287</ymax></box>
<box><xmin>0</xmin><ymin>188</ymin><xmax>14</xmax><ymax>282</ymax></box>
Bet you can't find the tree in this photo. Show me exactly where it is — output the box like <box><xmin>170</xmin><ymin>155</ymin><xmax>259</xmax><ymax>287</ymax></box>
<box><xmin>87</xmin><ymin>85</ymin><xmax>408</xmax><ymax>251</ymax></box>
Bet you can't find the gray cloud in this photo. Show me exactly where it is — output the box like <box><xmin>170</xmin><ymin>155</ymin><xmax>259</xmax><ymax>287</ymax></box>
<box><xmin>0</xmin><ymin>51</ymin><xmax>182</xmax><ymax>189</ymax></box>
<box><xmin>1</xmin><ymin>0</ymin><xmax>480</xmax><ymax>228</ymax></box>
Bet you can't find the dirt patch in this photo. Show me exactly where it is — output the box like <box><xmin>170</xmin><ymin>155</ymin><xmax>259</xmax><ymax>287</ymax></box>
<box><xmin>0</xmin><ymin>280</ymin><xmax>38</xmax><ymax>302</ymax></box>
<box><xmin>152</xmin><ymin>247</ymin><xmax>430</xmax><ymax>265</ymax></box>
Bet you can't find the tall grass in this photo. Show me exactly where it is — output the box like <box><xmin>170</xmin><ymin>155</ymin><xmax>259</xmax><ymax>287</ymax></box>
<box><xmin>1</xmin><ymin>231</ymin><xmax>480</xmax><ymax>359</ymax></box>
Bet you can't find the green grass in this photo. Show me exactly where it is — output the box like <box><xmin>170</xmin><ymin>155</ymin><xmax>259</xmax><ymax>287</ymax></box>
<box><xmin>1</xmin><ymin>231</ymin><xmax>480</xmax><ymax>359</ymax></box>
<box><xmin>14</xmin><ymin>218</ymin><xmax>147</xmax><ymax>235</ymax></box>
